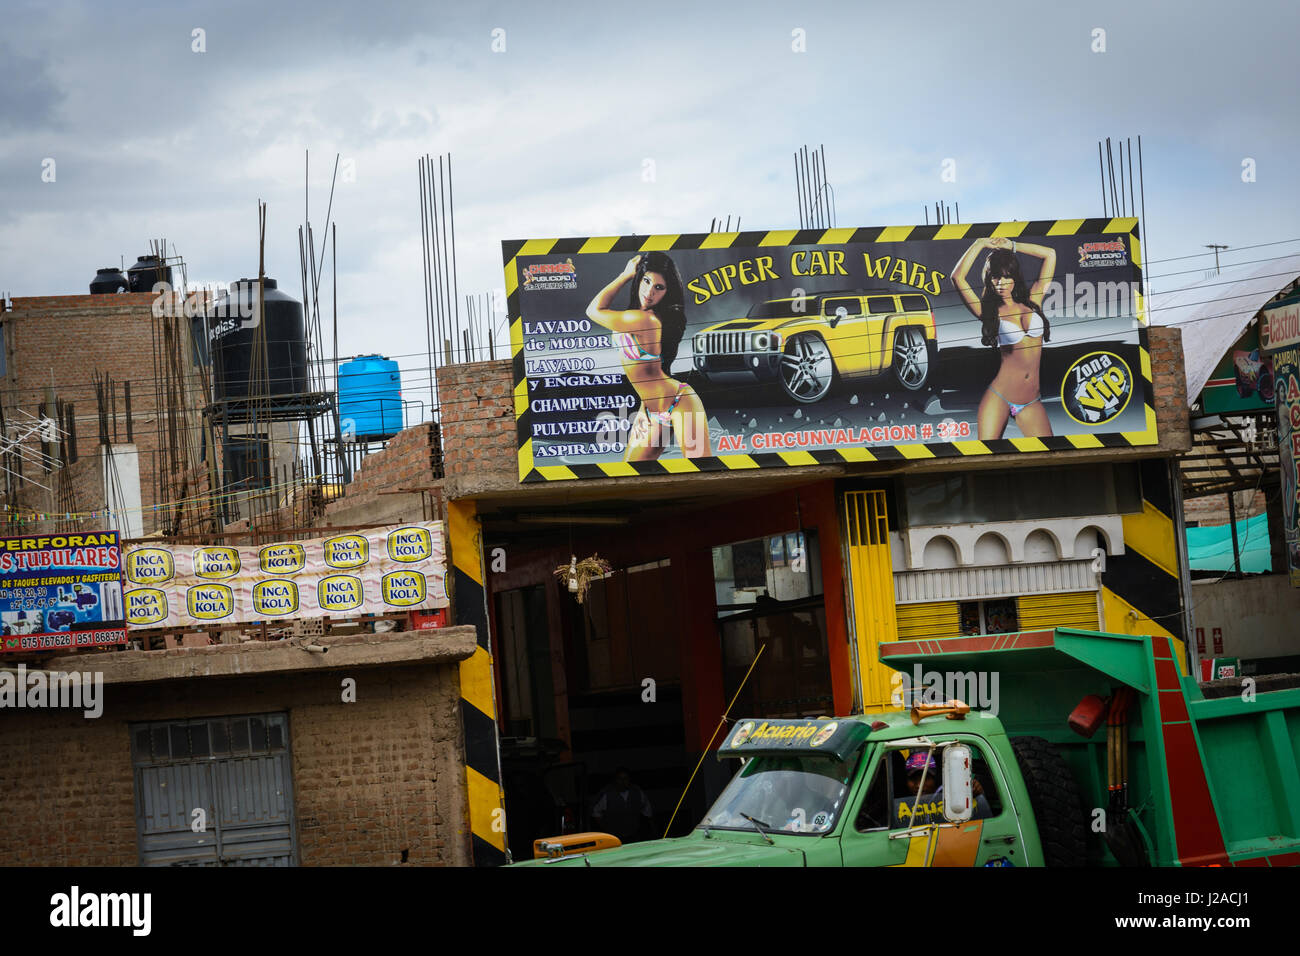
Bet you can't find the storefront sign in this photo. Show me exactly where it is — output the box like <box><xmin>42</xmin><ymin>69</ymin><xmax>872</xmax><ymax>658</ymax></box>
<box><xmin>0</xmin><ymin>531</ymin><xmax>126</xmax><ymax>653</ymax></box>
<box><xmin>1200</xmin><ymin>324</ymin><xmax>1275</xmax><ymax>414</ymax></box>
<box><xmin>1260</xmin><ymin>295</ymin><xmax>1300</xmax><ymax>586</ymax></box>
<box><xmin>505</xmin><ymin>218</ymin><xmax>1156</xmax><ymax>482</ymax></box>
<box><xmin>121</xmin><ymin>522</ymin><xmax>449</xmax><ymax>628</ymax></box>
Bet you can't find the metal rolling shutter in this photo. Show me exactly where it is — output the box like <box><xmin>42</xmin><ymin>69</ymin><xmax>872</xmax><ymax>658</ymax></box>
<box><xmin>893</xmin><ymin>601</ymin><xmax>960</xmax><ymax>642</ymax></box>
<box><xmin>1016</xmin><ymin>591</ymin><xmax>1099</xmax><ymax>631</ymax></box>
<box><xmin>132</xmin><ymin>714</ymin><xmax>296</xmax><ymax>866</ymax></box>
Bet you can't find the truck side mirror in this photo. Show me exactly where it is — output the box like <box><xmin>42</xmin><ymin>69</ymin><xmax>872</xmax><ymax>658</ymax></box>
<box><xmin>829</xmin><ymin>306</ymin><xmax>848</xmax><ymax>328</ymax></box>
<box><xmin>942</xmin><ymin>744</ymin><xmax>974</xmax><ymax>823</ymax></box>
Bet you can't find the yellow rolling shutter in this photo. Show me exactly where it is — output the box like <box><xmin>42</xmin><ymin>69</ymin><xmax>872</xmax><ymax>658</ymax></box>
<box><xmin>842</xmin><ymin>490</ymin><xmax>899</xmax><ymax>713</ymax></box>
<box><xmin>1017</xmin><ymin>591</ymin><xmax>1099</xmax><ymax>630</ymax></box>
<box><xmin>893</xmin><ymin>601</ymin><xmax>960</xmax><ymax>642</ymax></box>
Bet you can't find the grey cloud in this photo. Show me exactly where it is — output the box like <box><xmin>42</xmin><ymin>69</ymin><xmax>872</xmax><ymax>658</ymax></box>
<box><xmin>0</xmin><ymin>43</ymin><xmax>65</xmax><ymax>131</ymax></box>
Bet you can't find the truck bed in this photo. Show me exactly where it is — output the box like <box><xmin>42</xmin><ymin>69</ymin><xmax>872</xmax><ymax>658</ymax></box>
<box><xmin>880</xmin><ymin>628</ymin><xmax>1300</xmax><ymax>867</ymax></box>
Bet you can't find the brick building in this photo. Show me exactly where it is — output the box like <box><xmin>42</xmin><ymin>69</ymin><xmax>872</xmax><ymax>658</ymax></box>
<box><xmin>1</xmin><ymin>292</ymin><xmax>210</xmax><ymax>538</ymax></box>
<box><xmin>2</xmin><ymin>290</ymin><xmax>506</xmax><ymax>867</ymax></box>
<box><xmin>0</xmin><ymin>628</ymin><xmax>479</xmax><ymax>866</ymax></box>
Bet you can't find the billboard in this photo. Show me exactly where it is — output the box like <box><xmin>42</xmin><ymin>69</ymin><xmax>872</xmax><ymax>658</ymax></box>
<box><xmin>1260</xmin><ymin>295</ymin><xmax>1300</xmax><ymax>586</ymax></box>
<box><xmin>1200</xmin><ymin>324</ymin><xmax>1275</xmax><ymax>414</ymax></box>
<box><xmin>505</xmin><ymin>218</ymin><xmax>1156</xmax><ymax>482</ymax></box>
<box><xmin>122</xmin><ymin>522</ymin><xmax>449</xmax><ymax>629</ymax></box>
<box><xmin>0</xmin><ymin>530</ymin><xmax>127</xmax><ymax>654</ymax></box>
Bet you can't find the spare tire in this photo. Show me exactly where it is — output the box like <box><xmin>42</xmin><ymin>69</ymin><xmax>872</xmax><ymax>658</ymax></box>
<box><xmin>1010</xmin><ymin>736</ymin><xmax>1087</xmax><ymax>867</ymax></box>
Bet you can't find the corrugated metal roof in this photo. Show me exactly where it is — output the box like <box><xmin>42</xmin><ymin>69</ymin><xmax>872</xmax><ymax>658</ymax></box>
<box><xmin>1151</xmin><ymin>253</ymin><xmax>1300</xmax><ymax>406</ymax></box>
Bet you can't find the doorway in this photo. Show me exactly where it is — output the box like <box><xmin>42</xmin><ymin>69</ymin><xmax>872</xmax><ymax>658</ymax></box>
<box><xmin>131</xmin><ymin>713</ymin><xmax>296</xmax><ymax>866</ymax></box>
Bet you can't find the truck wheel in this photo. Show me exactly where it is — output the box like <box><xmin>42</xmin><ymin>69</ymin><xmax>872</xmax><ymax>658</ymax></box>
<box><xmin>1010</xmin><ymin>736</ymin><xmax>1087</xmax><ymax>867</ymax></box>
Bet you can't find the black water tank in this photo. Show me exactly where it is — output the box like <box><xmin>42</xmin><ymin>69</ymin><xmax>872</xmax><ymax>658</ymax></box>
<box><xmin>89</xmin><ymin>267</ymin><xmax>130</xmax><ymax>294</ymax></box>
<box><xmin>207</xmin><ymin>278</ymin><xmax>307</xmax><ymax>400</ymax></box>
<box><xmin>127</xmin><ymin>254</ymin><xmax>174</xmax><ymax>293</ymax></box>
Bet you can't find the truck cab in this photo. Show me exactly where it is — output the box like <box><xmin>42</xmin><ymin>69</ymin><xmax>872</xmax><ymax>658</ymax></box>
<box><xmin>521</xmin><ymin>709</ymin><xmax>1047</xmax><ymax>867</ymax></box>
<box><xmin>516</xmin><ymin>628</ymin><xmax>1300</xmax><ymax>868</ymax></box>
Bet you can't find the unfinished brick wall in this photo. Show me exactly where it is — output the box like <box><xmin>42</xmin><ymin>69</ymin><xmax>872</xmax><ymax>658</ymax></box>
<box><xmin>3</xmin><ymin>294</ymin><xmax>209</xmax><ymax>536</ymax></box>
<box><xmin>1184</xmin><ymin>488</ymin><xmax>1269</xmax><ymax>527</ymax></box>
<box><xmin>0</xmin><ymin>644</ymin><xmax>473</xmax><ymax>866</ymax></box>
<box><xmin>320</xmin><ymin>422</ymin><xmax>444</xmax><ymax>526</ymax></box>
<box><xmin>1148</xmin><ymin>325</ymin><xmax>1191</xmax><ymax>455</ymax></box>
<box><xmin>436</xmin><ymin>360</ymin><xmax>517</xmax><ymax>496</ymax></box>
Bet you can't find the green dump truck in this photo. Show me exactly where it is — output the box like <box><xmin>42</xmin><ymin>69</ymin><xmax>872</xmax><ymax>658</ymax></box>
<box><xmin>518</xmin><ymin>628</ymin><xmax>1300</xmax><ymax>867</ymax></box>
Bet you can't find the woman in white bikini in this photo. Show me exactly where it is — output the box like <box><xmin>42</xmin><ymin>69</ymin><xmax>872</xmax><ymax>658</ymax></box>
<box><xmin>586</xmin><ymin>252</ymin><xmax>711</xmax><ymax>461</ymax></box>
<box><xmin>951</xmin><ymin>237</ymin><xmax>1057</xmax><ymax>440</ymax></box>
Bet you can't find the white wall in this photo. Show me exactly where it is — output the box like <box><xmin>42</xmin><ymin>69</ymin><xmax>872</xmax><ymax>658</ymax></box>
<box><xmin>1191</xmin><ymin>575</ymin><xmax>1300</xmax><ymax>661</ymax></box>
<box><xmin>102</xmin><ymin>444</ymin><xmax>142</xmax><ymax>539</ymax></box>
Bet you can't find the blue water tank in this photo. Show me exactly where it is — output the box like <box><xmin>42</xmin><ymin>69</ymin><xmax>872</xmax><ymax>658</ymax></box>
<box><xmin>338</xmin><ymin>355</ymin><xmax>403</xmax><ymax>440</ymax></box>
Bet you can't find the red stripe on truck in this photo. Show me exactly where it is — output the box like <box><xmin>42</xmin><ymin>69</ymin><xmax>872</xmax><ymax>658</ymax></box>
<box><xmin>881</xmin><ymin>631</ymin><xmax>1056</xmax><ymax>658</ymax></box>
<box><xmin>1149</xmin><ymin>636</ymin><xmax>1228</xmax><ymax>866</ymax></box>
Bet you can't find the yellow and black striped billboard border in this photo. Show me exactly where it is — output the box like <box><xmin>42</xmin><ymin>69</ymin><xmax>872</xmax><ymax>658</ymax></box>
<box><xmin>506</xmin><ymin>219</ymin><xmax>1148</xmax><ymax>483</ymax></box>
<box><xmin>518</xmin><ymin>424</ymin><xmax>1159</xmax><ymax>482</ymax></box>
<box><xmin>504</xmin><ymin>218</ymin><xmax>1141</xmax><ymax>330</ymax></box>
<box><xmin>500</xmin><ymin>217</ymin><xmax>1141</xmax><ymax>273</ymax></box>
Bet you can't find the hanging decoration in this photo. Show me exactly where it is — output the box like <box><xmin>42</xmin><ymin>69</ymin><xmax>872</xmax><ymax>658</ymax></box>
<box><xmin>553</xmin><ymin>553</ymin><xmax>611</xmax><ymax>605</ymax></box>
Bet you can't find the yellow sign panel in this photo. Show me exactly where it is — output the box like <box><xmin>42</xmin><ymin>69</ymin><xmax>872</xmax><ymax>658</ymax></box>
<box><xmin>259</xmin><ymin>543</ymin><xmax>306</xmax><ymax>574</ymax></box>
<box><xmin>186</xmin><ymin>584</ymin><xmax>234</xmax><ymax>621</ymax></box>
<box><xmin>387</xmin><ymin>527</ymin><xmax>432</xmax><ymax>563</ymax></box>
<box><xmin>318</xmin><ymin>574</ymin><xmax>363</xmax><ymax>612</ymax></box>
<box><xmin>126</xmin><ymin>587</ymin><xmax>167</xmax><ymax>625</ymax></box>
<box><xmin>382</xmin><ymin>570</ymin><xmax>427</xmax><ymax>606</ymax></box>
<box><xmin>124</xmin><ymin>548</ymin><xmax>174</xmax><ymax>585</ymax></box>
<box><xmin>323</xmin><ymin>534</ymin><xmax>369</xmax><ymax>569</ymax></box>
<box><xmin>193</xmin><ymin>547</ymin><xmax>240</xmax><ymax>580</ymax></box>
<box><xmin>251</xmin><ymin>580</ymin><xmax>299</xmax><ymax>616</ymax></box>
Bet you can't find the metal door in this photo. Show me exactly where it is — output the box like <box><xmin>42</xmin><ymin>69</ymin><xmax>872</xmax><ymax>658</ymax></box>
<box><xmin>132</xmin><ymin>713</ymin><xmax>296</xmax><ymax>866</ymax></box>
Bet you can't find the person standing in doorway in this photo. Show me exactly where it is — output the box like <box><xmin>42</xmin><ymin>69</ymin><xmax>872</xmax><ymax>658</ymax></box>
<box><xmin>591</xmin><ymin>767</ymin><xmax>654</xmax><ymax>844</ymax></box>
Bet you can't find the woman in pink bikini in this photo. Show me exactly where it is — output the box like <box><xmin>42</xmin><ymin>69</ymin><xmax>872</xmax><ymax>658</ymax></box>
<box><xmin>951</xmin><ymin>236</ymin><xmax>1057</xmax><ymax>440</ymax></box>
<box><xmin>587</xmin><ymin>252</ymin><xmax>711</xmax><ymax>460</ymax></box>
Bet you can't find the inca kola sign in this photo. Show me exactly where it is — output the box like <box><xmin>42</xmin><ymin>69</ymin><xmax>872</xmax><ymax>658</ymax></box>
<box><xmin>121</xmin><ymin>522</ymin><xmax>448</xmax><ymax>628</ymax></box>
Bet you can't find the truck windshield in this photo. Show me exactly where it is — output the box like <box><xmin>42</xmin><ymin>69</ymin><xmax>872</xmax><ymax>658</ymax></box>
<box><xmin>699</xmin><ymin>753</ymin><xmax>858</xmax><ymax>835</ymax></box>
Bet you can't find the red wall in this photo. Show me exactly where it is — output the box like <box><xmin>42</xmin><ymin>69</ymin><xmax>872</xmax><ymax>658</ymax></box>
<box><xmin>485</xmin><ymin>479</ymin><xmax>849</xmax><ymax>754</ymax></box>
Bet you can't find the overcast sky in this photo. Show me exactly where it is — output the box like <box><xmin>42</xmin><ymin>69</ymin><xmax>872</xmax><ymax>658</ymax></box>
<box><xmin>3</xmin><ymin>0</ymin><xmax>1298</xmax><ymax>401</ymax></box>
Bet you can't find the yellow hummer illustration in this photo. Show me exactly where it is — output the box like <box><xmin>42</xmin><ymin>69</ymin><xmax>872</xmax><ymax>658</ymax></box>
<box><xmin>691</xmin><ymin>290</ymin><xmax>938</xmax><ymax>404</ymax></box>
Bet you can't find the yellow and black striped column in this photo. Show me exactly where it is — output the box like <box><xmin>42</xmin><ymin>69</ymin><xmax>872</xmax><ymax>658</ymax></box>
<box><xmin>448</xmin><ymin>498</ymin><xmax>508</xmax><ymax>866</ymax></box>
<box><xmin>1101</xmin><ymin>459</ymin><xmax>1188</xmax><ymax>671</ymax></box>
